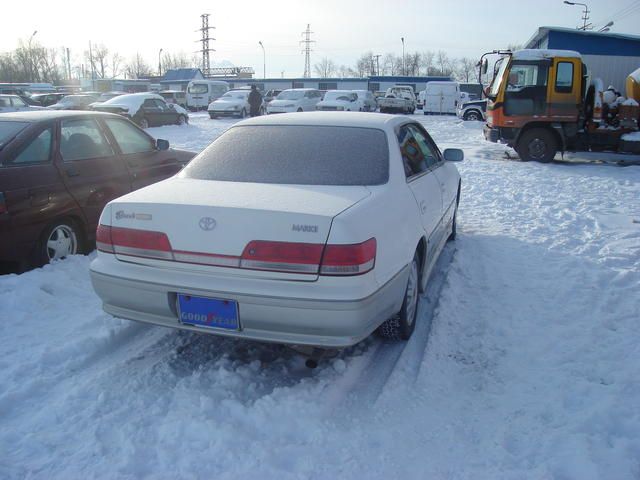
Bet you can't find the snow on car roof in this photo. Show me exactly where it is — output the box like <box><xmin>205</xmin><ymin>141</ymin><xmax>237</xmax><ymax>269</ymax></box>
<box><xmin>99</xmin><ymin>92</ymin><xmax>163</xmax><ymax>111</ymax></box>
<box><xmin>512</xmin><ymin>49</ymin><xmax>581</xmax><ymax>61</ymax></box>
<box><xmin>237</xmin><ymin>111</ymin><xmax>404</xmax><ymax>129</ymax></box>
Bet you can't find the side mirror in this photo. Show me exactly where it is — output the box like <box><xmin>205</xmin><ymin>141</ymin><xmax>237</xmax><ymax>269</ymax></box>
<box><xmin>443</xmin><ymin>148</ymin><xmax>464</xmax><ymax>162</ymax></box>
<box><xmin>157</xmin><ymin>139</ymin><xmax>170</xmax><ymax>151</ymax></box>
<box><xmin>482</xmin><ymin>59</ymin><xmax>488</xmax><ymax>75</ymax></box>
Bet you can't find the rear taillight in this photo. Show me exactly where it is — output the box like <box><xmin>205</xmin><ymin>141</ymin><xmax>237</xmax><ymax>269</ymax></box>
<box><xmin>0</xmin><ymin>192</ymin><xmax>7</xmax><ymax>215</ymax></box>
<box><xmin>320</xmin><ymin>238</ymin><xmax>376</xmax><ymax>276</ymax></box>
<box><xmin>97</xmin><ymin>224</ymin><xmax>376</xmax><ymax>276</ymax></box>
<box><xmin>97</xmin><ymin>225</ymin><xmax>173</xmax><ymax>260</ymax></box>
<box><xmin>241</xmin><ymin>240</ymin><xmax>324</xmax><ymax>274</ymax></box>
<box><xmin>96</xmin><ymin>224</ymin><xmax>114</xmax><ymax>253</ymax></box>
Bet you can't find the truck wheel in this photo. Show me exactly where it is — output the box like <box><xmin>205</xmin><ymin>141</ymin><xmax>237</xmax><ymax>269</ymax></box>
<box><xmin>517</xmin><ymin>128</ymin><xmax>557</xmax><ymax>163</ymax></box>
<box><xmin>463</xmin><ymin>110</ymin><xmax>481</xmax><ymax>121</ymax></box>
<box><xmin>378</xmin><ymin>253</ymin><xmax>420</xmax><ymax>340</ymax></box>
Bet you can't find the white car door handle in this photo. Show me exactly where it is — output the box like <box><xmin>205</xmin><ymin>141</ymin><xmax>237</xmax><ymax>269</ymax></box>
<box><xmin>420</xmin><ymin>200</ymin><xmax>427</xmax><ymax>213</ymax></box>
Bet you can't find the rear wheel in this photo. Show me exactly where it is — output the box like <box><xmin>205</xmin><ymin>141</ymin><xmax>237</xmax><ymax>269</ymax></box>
<box><xmin>378</xmin><ymin>253</ymin><xmax>420</xmax><ymax>340</ymax></box>
<box><xmin>177</xmin><ymin>114</ymin><xmax>187</xmax><ymax>125</ymax></box>
<box><xmin>38</xmin><ymin>220</ymin><xmax>81</xmax><ymax>265</ymax></box>
<box><xmin>297</xmin><ymin>107</ymin><xmax>303</xmax><ymax>112</ymax></box>
<box><xmin>209</xmin><ymin>112</ymin><xmax>217</xmax><ymax>119</ymax></box>
<box><xmin>517</xmin><ymin>128</ymin><xmax>557</xmax><ymax>163</ymax></box>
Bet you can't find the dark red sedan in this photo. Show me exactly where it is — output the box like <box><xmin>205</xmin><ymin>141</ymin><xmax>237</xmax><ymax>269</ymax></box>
<box><xmin>0</xmin><ymin>111</ymin><xmax>195</xmax><ymax>270</ymax></box>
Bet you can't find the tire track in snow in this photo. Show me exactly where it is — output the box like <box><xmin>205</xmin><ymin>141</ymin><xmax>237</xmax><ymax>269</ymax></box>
<box><xmin>321</xmin><ymin>244</ymin><xmax>456</xmax><ymax>414</ymax></box>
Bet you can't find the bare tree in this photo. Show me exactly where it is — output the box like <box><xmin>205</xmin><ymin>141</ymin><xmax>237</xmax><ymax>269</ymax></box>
<box><xmin>435</xmin><ymin>50</ymin><xmax>452</xmax><ymax>76</ymax></box>
<box><xmin>420</xmin><ymin>51</ymin><xmax>435</xmax><ymax>76</ymax></box>
<box><xmin>337</xmin><ymin>64</ymin><xmax>356</xmax><ymax>77</ymax></box>
<box><xmin>162</xmin><ymin>51</ymin><xmax>193</xmax><ymax>71</ymax></box>
<box><xmin>381</xmin><ymin>53</ymin><xmax>400</xmax><ymax>75</ymax></box>
<box><xmin>125</xmin><ymin>53</ymin><xmax>152</xmax><ymax>79</ymax></box>
<box><xmin>355</xmin><ymin>51</ymin><xmax>374</xmax><ymax>77</ymax></box>
<box><xmin>313</xmin><ymin>57</ymin><xmax>336</xmax><ymax>77</ymax></box>
<box><xmin>456</xmin><ymin>57</ymin><xmax>477</xmax><ymax>83</ymax></box>
<box><xmin>405</xmin><ymin>52</ymin><xmax>421</xmax><ymax>76</ymax></box>
<box><xmin>92</xmin><ymin>44</ymin><xmax>109</xmax><ymax>78</ymax></box>
<box><xmin>111</xmin><ymin>53</ymin><xmax>123</xmax><ymax>78</ymax></box>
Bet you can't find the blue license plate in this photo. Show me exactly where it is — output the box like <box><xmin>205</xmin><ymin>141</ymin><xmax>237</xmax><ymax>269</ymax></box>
<box><xmin>177</xmin><ymin>294</ymin><xmax>239</xmax><ymax>330</ymax></box>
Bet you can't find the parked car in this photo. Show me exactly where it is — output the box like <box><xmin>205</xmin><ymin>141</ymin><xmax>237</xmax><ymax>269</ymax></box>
<box><xmin>0</xmin><ymin>95</ymin><xmax>47</xmax><ymax>113</ymax></box>
<box><xmin>89</xmin><ymin>112</ymin><xmax>462</xmax><ymax>352</ymax></box>
<box><xmin>266</xmin><ymin>88</ymin><xmax>323</xmax><ymax>114</ymax></box>
<box><xmin>186</xmin><ymin>80</ymin><xmax>229</xmax><ymax>111</ymax></box>
<box><xmin>315</xmin><ymin>90</ymin><xmax>360</xmax><ymax>111</ymax></box>
<box><xmin>0</xmin><ymin>111</ymin><xmax>196</xmax><ymax>269</ymax></box>
<box><xmin>378</xmin><ymin>86</ymin><xmax>416</xmax><ymax>114</ymax></box>
<box><xmin>208</xmin><ymin>90</ymin><xmax>259</xmax><ymax>119</ymax></box>
<box><xmin>47</xmin><ymin>95</ymin><xmax>97</xmax><ymax>111</ymax></box>
<box><xmin>30</xmin><ymin>93</ymin><xmax>68</xmax><ymax>107</ymax></box>
<box><xmin>159</xmin><ymin>90</ymin><xmax>187</xmax><ymax>108</ymax></box>
<box><xmin>92</xmin><ymin>93</ymin><xmax>189</xmax><ymax>128</ymax></box>
<box><xmin>457</xmin><ymin>99</ymin><xmax>487</xmax><ymax>121</ymax></box>
<box><xmin>353</xmin><ymin>90</ymin><xmax>378</xmax><ymax>111</ymax></box>
<box><xmin>263</xmin><ymin>89</ymin><xmax>283</xmax><ymax>105</ymax></box>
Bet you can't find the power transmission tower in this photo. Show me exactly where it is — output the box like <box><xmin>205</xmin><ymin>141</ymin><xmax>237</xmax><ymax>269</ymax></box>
<box><xmin>197</xmin><ymin>14</ymin><xmax>216</xmax><ymax>76</ymax></box>
<box><xmin>300</xmin><ymin>24</ymin><xmax>315</xmax><ymax>78</ymax></box>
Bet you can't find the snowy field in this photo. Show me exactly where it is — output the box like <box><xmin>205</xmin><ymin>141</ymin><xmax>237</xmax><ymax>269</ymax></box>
<box><xmin>1</xmin><ymin>113</ymin><xmax>639</xmax><ymax>479</ymax></box>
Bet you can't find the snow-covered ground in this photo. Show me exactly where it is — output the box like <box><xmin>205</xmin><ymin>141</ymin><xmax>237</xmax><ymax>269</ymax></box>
<box><xmin>1</xmin><ymin>113</ymin><xmax>639</xmax><ymax>479</ymax></box>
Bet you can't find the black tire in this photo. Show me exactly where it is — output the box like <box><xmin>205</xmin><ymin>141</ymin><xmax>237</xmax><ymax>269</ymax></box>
<box><xmin>378</xmin><ymin>253</ymin><xmax>420</xmax><ymax>340</ymax></box>
<box><xmin>517</xmin><ymin>128</ymin><xmax>557</xmax><ymax>163</ymax></box>
<box><xmin>209</xmin><ymin>112</ymin><xmax>216</xmax><ymax>119</ymax></box>
<box><xmin>177</xmin><ymin>114</ymin><xmax>187</xmax><ymax>125</ymax></box>
<box><xmin>138</xmin><ymin>117</ymin><xmax>149</xmax><ymax>129</ymax></box>
<box><xmin>463</xmin><ymin>110</ymin><xmax>482</xmax><ymax>121</ymax></box>
<box><xmin>297</xmin><ymin>107</ymin><xmax>303</xmax><ymax>112</ymax></box>
<box><xmin>37</xmin><ymin>219</ymin><xmax>82</xmax><ymax>266</ymax></box>
<box><xmin>240</xmin><ymin>108</ymin><xmax>247</xmax><ymax>118</ymax></box>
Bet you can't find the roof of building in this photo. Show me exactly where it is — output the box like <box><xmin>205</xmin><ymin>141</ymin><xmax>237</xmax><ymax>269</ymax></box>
<box><xmin>161</xmin><ymin>68</ymin><xmax>204</xmax><ymax>83</ymax></box>
<box><xmin>526</xmin><ymin>27</ymin><xmax>640</xmax><ymax>56</ymax></box>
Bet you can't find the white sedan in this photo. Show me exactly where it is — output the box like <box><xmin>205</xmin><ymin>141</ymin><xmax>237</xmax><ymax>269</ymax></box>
<box><xmin>208</xmin><ymin>90</ymin><xmax>256</xmax><ymax>119</ymax></box>
<box><xmin>315</xmin><ymin>90</ymin><xmax>362</xmax><ymax>111</ymax></box>
<box><xmin>90</xmin><ymin>113</ymin><xmax>462</xmax><ymax>350</ymax></box>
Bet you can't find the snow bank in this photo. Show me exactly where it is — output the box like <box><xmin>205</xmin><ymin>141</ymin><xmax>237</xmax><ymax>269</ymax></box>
<box><xmin>1</xmin><ymin>114</ymin><xmax>639</xmax><ymax>479</ymax></box>
<box><xmin>621</xmin><ymin>131</ymin><xmax>640</xmax><ymax>142</ymax></box>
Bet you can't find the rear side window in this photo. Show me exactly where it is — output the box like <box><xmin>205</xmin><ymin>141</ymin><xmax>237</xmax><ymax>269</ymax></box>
<box><xmin>60</xmin><ymin>118</ymin><xmax>114</xmax><ymax>161</ymax></box>
<box><xmin>104</xmin><ymin>119</ymin><xmax>155</xmax><ymax>154</ymax></box>
<box><xmin>182</xmin><ymin>125</ymin><xmax>389</xmax><ymax>186</ymax></box>
<box><xmin>0</xmin><ymin>121</ymin><xmax>28</xmax><ymax>148</ymax></box>
<box><xmin>10</xmin><ymin>128</ymin><xmax>52</xmax><ymax>165</ymax></box>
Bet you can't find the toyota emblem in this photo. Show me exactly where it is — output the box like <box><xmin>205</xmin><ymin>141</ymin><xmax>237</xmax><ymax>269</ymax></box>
<box><xmin>199</xmin><ymin>217</ymin><xmax>217</xmax><ymax>231</ymax></box>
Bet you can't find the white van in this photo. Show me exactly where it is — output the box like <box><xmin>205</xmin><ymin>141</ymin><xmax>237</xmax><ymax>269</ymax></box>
<box><xmin>186</xmin><ymin>80</ymin><xmax>229</xmax><ymax>110</ymax></box>
<box><xmin>421</xmin><ymin>81</ymin><xmax>460</xmax><ymax>115</ymax></box>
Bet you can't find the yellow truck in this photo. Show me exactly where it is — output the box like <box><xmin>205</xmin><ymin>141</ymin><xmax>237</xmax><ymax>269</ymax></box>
<box><xmin>481</xmin><ymin>49</ymin><xmax>640</xmax><ymax>162</ymax></box>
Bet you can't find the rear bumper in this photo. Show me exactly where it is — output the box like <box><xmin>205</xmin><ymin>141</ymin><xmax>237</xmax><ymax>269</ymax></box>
<box><xmin>90</xmin><ymin>257</ymin><xmax>408</xmax><ymax>348</ymax></box>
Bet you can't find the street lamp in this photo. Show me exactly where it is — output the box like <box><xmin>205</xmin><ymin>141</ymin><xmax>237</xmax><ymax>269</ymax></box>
<box><xmin>28</xmin><ymin>30</ymin><xmax>38</xmax><ymax>82</ymax></box>
<box><xmin>258</xmin><ymin>41</ymin><xmax>265</xmax><ymax>79</ymax></box>
<box><xmin>401</xmin><ymin>37</ymin><xmax>405</xmax><ymax>76</ymax></box>
<box><xmin>158</xmin><ymin>48</ymin><xmax>163</xmax><ymax>76</ymax></box>
<box><xmin>598</xmin><ymin>21</ymin><xmax>614</xmax><ymax>32</ymax></box>
<box><xmin>564</xmin><ymin>1</ymin><xmax>591</xmax><ymax>30</ymax></box>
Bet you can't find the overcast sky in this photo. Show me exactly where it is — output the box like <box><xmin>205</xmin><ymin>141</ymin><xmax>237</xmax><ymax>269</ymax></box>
<box><xmin>2</xmin><ymin>0</ymin><xmax>639</xmax><ymax>78</ymax></box>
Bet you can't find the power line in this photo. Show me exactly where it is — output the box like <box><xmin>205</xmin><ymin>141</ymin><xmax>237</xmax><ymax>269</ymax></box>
<box><xmin>590</xmin><ymin>0</ymin><xmax>640</xmax><ymax>28</ymax></box>
<box><xmin>300</xmin><ymin>24</ymin><xmax>315</xmax><ymax>78</ymax></box>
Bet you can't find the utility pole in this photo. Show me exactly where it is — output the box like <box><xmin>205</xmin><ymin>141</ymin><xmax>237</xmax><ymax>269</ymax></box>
<box><xmin>401</xmin><ymin>37</ymin><xmax>405</xmax><ymax>76</ymax></box>
<box><xmin>258</xmin><ymin>41</ymin><xmax>265</xmax><ymax>79</ymax></box>
<box><xmin>373</xmin><ymin>54</ymin><xmax>382</xmax><ymax>76</ymax></box>
<box><xmin>197</xmin><ymin>13</ymin><xmax>216</xmax><ymax>77</ymax></box>
<box><xmin>66</xmin><ymin>48</ymin><xmax>71</xmax><ymax>80</ymax></box>
<box><xmin>563</xmin><ymin>1</ymin><xmax>591</xmax><ymax>30</ymax></box>
<box><xmin>300</xmin><ymin>24</ymin><xmax>315</xmax><ymax>78</ymax></box>
<box><xmin>89</xmin><ymin>41</ymin><xmax>95</xmax><ymax>81</ymax></box>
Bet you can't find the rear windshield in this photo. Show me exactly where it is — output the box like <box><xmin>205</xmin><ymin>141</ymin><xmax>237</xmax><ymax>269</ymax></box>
<box><xmin>0</xmin><ymin>121</ymin><xmax>29</xmax><ymax>148</ymax></box>
<box><xmin>181</xmin><ymin>125</ymin><xmax>389</xmax><ymax>186</ymax></box>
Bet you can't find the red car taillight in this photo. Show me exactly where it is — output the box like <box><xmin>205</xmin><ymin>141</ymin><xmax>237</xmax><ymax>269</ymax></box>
<box><xmin>96</xmin><ymin>224</ymin><xmax>376</xmax><ymax>276</ymax></box>
<box><xmin>97</xmin><ymin>225</ymin><xmax>173</xmax><ymax>260</ymax></box>
<box><xmin>320</xmin><ymin>238</ymin><xmax>376</xmax><ymax>276</ymax></box>
<box><xmin>241</xmin><ymin>240</ymin><xmax>324</xmax><ymax>274</ymax></box>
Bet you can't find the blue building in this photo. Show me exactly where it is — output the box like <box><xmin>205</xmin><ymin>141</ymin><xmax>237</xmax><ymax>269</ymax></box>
<box><xmin>160</xmin><ymin>68</ymin><xmax>205</xmax><ymax>91</ymax></box>
<box><xmin>525</xmin><ymin>27</ymin><xmax>640</xmax><ymax>91</ymax></box>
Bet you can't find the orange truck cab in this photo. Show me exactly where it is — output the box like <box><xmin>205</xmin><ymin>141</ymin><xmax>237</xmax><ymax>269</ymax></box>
<box><xmin>483</xmin><ymin>49</ymin><xmax>639</xmax><ymax>161</ymax></box>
